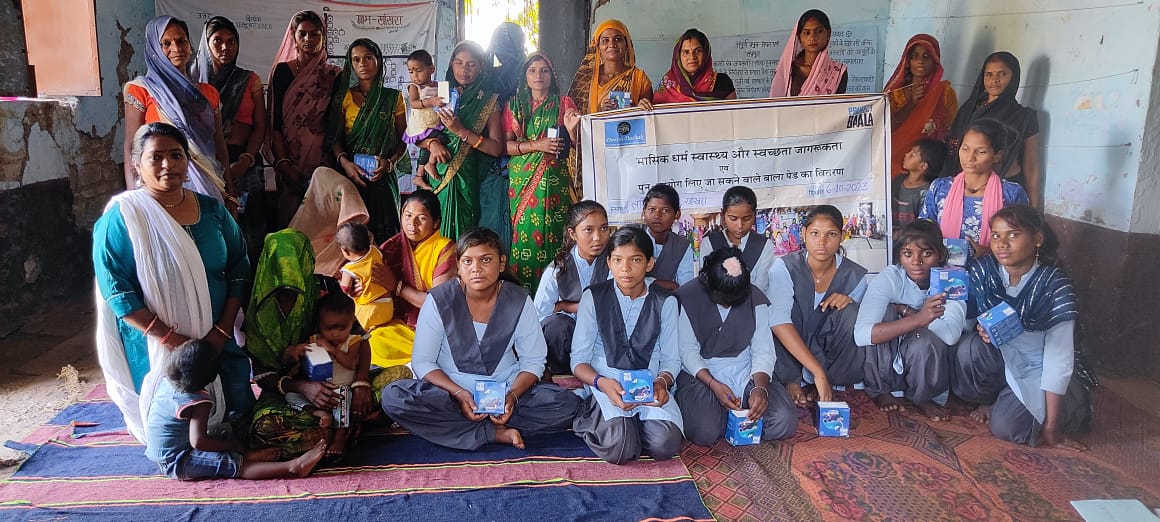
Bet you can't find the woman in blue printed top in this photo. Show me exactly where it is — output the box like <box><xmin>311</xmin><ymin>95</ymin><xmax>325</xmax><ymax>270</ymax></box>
<box><xmin>570</xmin><ymin>227</ymin><xmax>683</xmax><ymax>464</ymax></box>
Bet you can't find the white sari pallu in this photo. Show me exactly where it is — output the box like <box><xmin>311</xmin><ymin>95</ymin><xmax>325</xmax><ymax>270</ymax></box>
<box><xmin>95</xmin><ymin>189</ymin><xmax>225</xmax><ymax>443</ymax></box>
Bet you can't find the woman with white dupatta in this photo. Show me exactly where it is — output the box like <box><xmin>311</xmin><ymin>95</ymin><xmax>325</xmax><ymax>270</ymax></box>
<box><xmin>94</xmin><ymin>123</ymin><xmax>252</xmax><ymax>442</ymax></box>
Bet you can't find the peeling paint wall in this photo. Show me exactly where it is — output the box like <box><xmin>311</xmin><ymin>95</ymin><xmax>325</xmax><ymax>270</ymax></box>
<box><xmin>886</xmin><ymin>0</ymin><xmax>1160</xmax><ymax>233</ymax></box>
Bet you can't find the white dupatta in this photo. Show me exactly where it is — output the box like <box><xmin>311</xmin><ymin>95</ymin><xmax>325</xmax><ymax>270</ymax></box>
<box><xmin>95</xmin><ymin>189</ymin><xmax>225</xmax><ymax>443</ymax></box>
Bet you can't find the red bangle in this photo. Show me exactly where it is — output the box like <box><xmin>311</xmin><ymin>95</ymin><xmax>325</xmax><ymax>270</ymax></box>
<box><xmin>159</xmin><ymin>325</ymin><xmax>178</xmax><ymax>344</ymax></box>
<box><xmin>144</xmin><ymin>315</ymin><xmax>160</xmax><ymax>335</ymax></box>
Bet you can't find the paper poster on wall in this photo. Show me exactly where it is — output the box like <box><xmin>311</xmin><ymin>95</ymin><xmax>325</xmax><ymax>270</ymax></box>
<box><xmin>580</xmin><ymin>95</ymin><xmax>891</xmax><ymax>271</ymax></box>
<box><xmin>633</xmin><ymin>24</ymin><xmax>881</xmax><ymax>98</ymax></box>
<box><xmin>154</xmin><ymin>0</ymin><xmax>436</xmax><ymax>91</ymax></box>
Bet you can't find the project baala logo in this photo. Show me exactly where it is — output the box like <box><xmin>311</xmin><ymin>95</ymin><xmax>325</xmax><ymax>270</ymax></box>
<box><xmin>847</xmin><ymin>104</ymin><xmax>874</xmax><ymax>129</ymax></box>
<box><xmin>605</xmin><ymin>119</ymin><xmax>647</xmax><ymax>147</ymax></box>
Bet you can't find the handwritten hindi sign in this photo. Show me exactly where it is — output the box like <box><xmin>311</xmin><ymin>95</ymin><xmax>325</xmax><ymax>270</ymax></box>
<box><xmin>581</xmin><ymin>95</ymin><xmax>891</xmax><ymax>271</ymax></box>
<box><xmin>155</xmin><ymin>0</ymin><xmax>436</xmax><ymax>91</ymax></box>
<box><xmin>633</xmin><ymin>24</ymin><xmax>880</xmax><ymax>99</ymax></box>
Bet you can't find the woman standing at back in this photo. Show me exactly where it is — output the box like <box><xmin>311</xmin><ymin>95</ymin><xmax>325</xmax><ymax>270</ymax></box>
<box><xmin>769</xmin><ymin>9</ymin><xmax>848</xmax><ymax>97</ymax></box>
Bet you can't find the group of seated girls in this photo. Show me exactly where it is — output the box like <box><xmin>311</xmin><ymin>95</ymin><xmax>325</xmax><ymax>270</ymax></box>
<box><xmin>148</xmin><ymin>176</ymin><xmax>1088</xmax><ymax>481</ymax></box>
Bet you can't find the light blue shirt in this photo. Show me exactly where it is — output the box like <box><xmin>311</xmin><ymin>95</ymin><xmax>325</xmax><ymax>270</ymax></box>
<box><xmin>646</xmin><ymin>228</ymin><xmax>695</xmax><ymax>286</ymax></box>
<box><xmin>678</xmin><ymin>302</ymin><xmax>775</xmax><ymax>399</ymax></box>
<box><xmin>411</xmin><ymin>294</ymin><xmax>547</xmax><ymax>391</ymax></box>
<box><xmin>767</xmin><ymin>254</ymin><xmax>868</xmax><ymax>327</ymax></box>
<box><xmin>853</xmin><ymin>264</ymin><xmax>966</xmax><ymax>347</ymax></box>
<box><xmin>533</xmin><ymin>245</ymin><xmax>610</xmax><ymax>321</ymax></box>
<box><xmin>698</xmin><ymin>233</ymin><xmax>776</xmax><ymax>296</ymax></box>
<box><xmin>571</xmin><ymin>280</ymin><xmax>683</xmax><ymax>427</ymax></box>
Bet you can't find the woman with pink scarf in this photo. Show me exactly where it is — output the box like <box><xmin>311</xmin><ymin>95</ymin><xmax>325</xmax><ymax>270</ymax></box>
<box><xmin>267</xmin><ymin>11</ymin><xmax>341</xmax><ymax>227</ymax></box>
<box><xmin>768</xmin><ymin>9</ymin><xmax>847</xmax><ymax>97</ymax></box>
<box><xmin>920</xmin><ymin>118</ymin><xmax>1028</xmax><ymax>258</ymax></box>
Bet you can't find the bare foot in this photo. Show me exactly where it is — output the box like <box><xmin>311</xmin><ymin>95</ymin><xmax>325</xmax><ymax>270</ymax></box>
<box><xmin>943</xmin><ymin>393</ymin><xmax>973</xmax><ymax>416</ymax></box>
<box><xmin>915</xmin><ymin>401</ymin><xmax>950</xmax><ymax>422</ymax></box>
<box><xmin>327</xmin><ymin>427</ymin><xmax>350</xmax><ymax>457</ymax></box>
<box><xmin>494</xmin><ymin>426</ymin><xmax>525</xmax><ymax>449</ymax></box>
<box><xmin>873</xmin><ymin>394</ymin><xmax>906</xmax><ymax>412</ymax></box>
<box><xmin>289</xmin><ymin>440</ymin><xmax>327</xmax><ymax>478</ymax></box>
<box><xmin>969</xmin><ymin>404</ymin><xmax>992</xmax><ymax>424</ymax></box>
<box><xmin>244</xmin><ymin>447</ymin><xmax>280</xmax><ymax>463</ymax></box>
<box><xmin>785</xmin><ymin>382</ymin><xmax>810</xmax><ymax>406</ymax></box>
<box><xmin>310</xmin><ymin>407</ymin><xmax>334</xmax><ymax>429</ymax></box>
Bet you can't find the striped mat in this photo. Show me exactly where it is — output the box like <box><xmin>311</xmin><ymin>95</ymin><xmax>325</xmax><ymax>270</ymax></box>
<box><xmin>0</xmin><ymin>386</ymin><xmax>713</xmax><ymax>522</ymax></box>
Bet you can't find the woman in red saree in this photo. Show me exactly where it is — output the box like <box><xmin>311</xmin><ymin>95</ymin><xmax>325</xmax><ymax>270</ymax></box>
<box><xmin>654</xmin><ymin>28</ymin><xmax>737</xmax><ymax>104</ymax></box>
<box><xmin>885</xmin><ymin>34</ymin><xmax>958</xmax><ymax>175</ymax></box>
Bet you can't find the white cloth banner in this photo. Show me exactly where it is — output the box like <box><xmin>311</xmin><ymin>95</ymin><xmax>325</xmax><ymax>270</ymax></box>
<box><xmin>581</xmin><ymin>95</ymin><xmax>892</xmax><ymax>271</ymax></box>
<box><xmin>155</xmin><ymin>0</ymin><xmax>437</xmax><ymax>91</ymax></box>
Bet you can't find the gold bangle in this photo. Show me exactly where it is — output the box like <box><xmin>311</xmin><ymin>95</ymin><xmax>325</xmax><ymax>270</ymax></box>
<box><xmin>276</xmin><ymin>376</ymin><xmax>290</xmax><ymax>395</ymax></box>
<box><xmin>238</xmin><ymin>152</ymin><xmax>256</xmax><ymax>167</ymax></box>
<box><xmin>213</xmin><ymin>324</ymin><xmax>231</xmax><ymax>339</ymax></box>
<box><xmin>351</xmin><ymin>380</ymin><xmax>371</xmax><ymax>390</ymax></box>
<box><xmin>472</xmin><ymin>135</ymin><xmax>485</xmax><ymax>149</ymax></box>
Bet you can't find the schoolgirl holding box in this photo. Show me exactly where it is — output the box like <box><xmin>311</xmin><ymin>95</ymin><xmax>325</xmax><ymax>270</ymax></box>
<box><xmin>570</xmin><ymin>227</ymin><xmax>684</xmax><ymax>464</ymax></box>
<box><xmin>675</xmin><ymin>247</ymin><xmax>797</xmax><ymax>446</ymax></box>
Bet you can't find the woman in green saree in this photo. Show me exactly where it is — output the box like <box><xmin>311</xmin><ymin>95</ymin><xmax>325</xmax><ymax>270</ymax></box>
<box><xmin>503</xmin><ymin>52</ymin><xmax>582</xmax><ymax>287</ymax></box>
<box><xmin>325</xmin><ymin>38</ymin><xmax>407</xmax><ymax>243</ymax></box>
<box><xmin>420</xmin><ymin>42</ymin><xmax>505</xmax><ymax>241</ymax></box>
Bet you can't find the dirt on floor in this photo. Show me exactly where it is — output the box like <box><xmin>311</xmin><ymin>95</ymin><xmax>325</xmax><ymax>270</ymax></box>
<box><xmin>0</xmin><ymin>297</ymin><xmax>102</xmax><ymax>476</ymax></box>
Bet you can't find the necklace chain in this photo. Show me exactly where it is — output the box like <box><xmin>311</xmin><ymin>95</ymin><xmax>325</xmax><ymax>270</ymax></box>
<box><xmin>161</xmin><ymin>189</ymin><xmax>186</xmax><ymax>209</ymax></box>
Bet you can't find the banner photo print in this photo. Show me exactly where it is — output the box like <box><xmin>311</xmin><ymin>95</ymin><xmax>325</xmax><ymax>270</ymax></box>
<box><xmin>580</xmin><ymin>95</ymin><xmax>891</xmax><ymax>272</ymax></box>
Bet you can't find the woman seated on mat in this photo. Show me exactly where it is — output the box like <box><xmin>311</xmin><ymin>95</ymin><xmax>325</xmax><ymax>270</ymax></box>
<box><xmin>952</xmin><ymin>206</ymin><xmax>1093</xmax><ymax>448</ymax></box>
<box><xmin>570</xmin><ymin>227</ymin><xmax>684</xmax><ymax>465</ymax></box>
<box><xmin>95</xmin><ymin>122</ymin><xmax>250</xmax><ymax>444</ymax></box>
<box><xmin>766</xmin><ymin>205</ymin><xmax>867</xmax><ymax>406</ymax></box>
<box><xmin>247</xmin><ymin>230</ymin><xmax>412</xmax><ymax>460</ymax></box>
<box><xmin>534</xmin><ymin>200</ymin><xmax>611</xmax><ymax>375</ymax></box>
<box><xmin>854</xmin><ymin>220</ymin><xmax>963</xmax><ymax>421</ymax></box>
<box><xmin>365</xmin><ymin>189</ymin><xmax>456</xmax><ymax>369</ymax></box>
<box><xmin>675</xmin><ymin>247</ymin><xmax>797</xmax><ymax>446</ymax></box>
<box><xmin>381</xmin><ymin>228</ymin><xmax>581</xmax><ymax>451</ymax></box>
<box><xmin>920</xmin><ymin>118</ymin><xmax>1028</xmax><ymax>259</ymax></box>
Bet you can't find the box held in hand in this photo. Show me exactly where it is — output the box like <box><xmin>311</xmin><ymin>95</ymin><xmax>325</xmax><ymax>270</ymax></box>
<box><xmin>332</xmin><ymin>384</ymin><xmax>352</xmax><ymax>428</ymax></box>
<box><xmin>977</xmin><ymin>301</ymin><xmax>1024</xmax><ymax>346</ymax></box>
<box><xmin>353</xmin><ymin>154</ymin><xmax>378</xmax><ymax>179</ymax></box>
<box><xmin>929</xmin><ymin>267</ymin><xmax>968</xmax><ymax>301</ymax></box>
<box><xmin>817</xmin><ymin>401</ymin><xmax>850</xmax><ymax>437</ymax></box>
<box><xmin>473</xmin><ymin>380</ymin><xmax>508</xmax><ymax>415</ymax></box>
<box><xmin>620</xmin><ymin>370</ymin><xmax>654</xmax><ymax>404</ymax></box>
<box><xmin>725</xmin><ymin>409</ymin><xmax>763</xmax><ymax>446</ymax></box>
<box><xmin>303</xmin><ymin>343</ymin><xmax>333</xmax><ymax>381</ymax></box>
<box><xmin>609</xmin><ymin>90</ymin><xmax>631</xmax><ymax>109</ymax></box>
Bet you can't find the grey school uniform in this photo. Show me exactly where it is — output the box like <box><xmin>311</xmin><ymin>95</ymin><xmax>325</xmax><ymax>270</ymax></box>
<box><xmin>570</xmin><ymin>280</ymin><xmax>684</xmax><ymax>465</ymax></box>
<box><xmin>854</xmin><ymin>264</ymin><xmax>964</xmax><ymax>404</ymax></box>
<box><xmin>768</xmin><ymin>250</ymin><xmax>868</xmax><ymax>386</ymax></box>
<box><xmin>631</xmin><ymin>224</ymin><xmax>694</xmax><ymax>286</ymax></box>
<box><xmin>674</xmin><ymin>281</ymin><xmax>797</xmax><ymax>446</ymax></box>
<box><xmin>381</xmin><ymin>280</ymin><xmax>580</xmax><ymax>450</ymax></box>
<box><xmin>700</xmin><ymin>230</ymin><xmax>776</xmax><ymax>296</ymax></box>
<box><xmin>533</xmin><ymin>246</ymin><xmax>610</xmax><ymax>374</ymax></box>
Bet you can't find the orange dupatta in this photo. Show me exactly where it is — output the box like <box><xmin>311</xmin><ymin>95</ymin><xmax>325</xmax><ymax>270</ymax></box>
<box><xmin>886</xmin><ymin>34</ymin><xmax>957</xmax><ymax>174</ymax></box>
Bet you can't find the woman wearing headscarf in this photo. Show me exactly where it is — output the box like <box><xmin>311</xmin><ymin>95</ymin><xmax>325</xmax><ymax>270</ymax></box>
<box><xmin>884</xmin><ymin>34</ymin><xmax>958</xmax><ymax>175</ymax></box>
<box><xmin>324</xmin><ymin>38</ymin><xmax>408</xmax><ymax>243</ymax></box>
<box><xmin>768</xmin><ymin>9</ymin><xmax>848</xmax><ymax>97</ymax></box>
<box><xmin>123</xmin><ymin>16</ymin><xmax>229</xmax><ymax>204</ymax></box>
<box><xmin>288</xmin><ymin>167</ymin><xmax>370</xmax><ymax>278</ymax></box>
<box><xmin>942</xmin><ymin>52</ymin><xmax>1042</xmax><ymax>208</ymax></box>
<box><xmin>568</xmin><ymin>19</ymin><xmax>654</xmax><ymax>114</ymax></box>
<box><xmin>504</xmin><ymin>52</ymin><xmax>581</xmax><ymax>286</ymax></box>
<box><xmin>653</xmin><ymin>28</ymin><xmax>737</xmax><ymax>104</ymax></box>
<box><xmin>193</xmin><ymin>16</ymin><xmax>269</xmax><ymax>266</ymax></box>
<box><xmin>418</xmin><ymin>42</ymin><xmax>505</xmax><ymax>241</ymax></box>
<box><xmin>268</xmin><ymin>10</ymin><xmax>341</xmax><ymax>227</ymax></box>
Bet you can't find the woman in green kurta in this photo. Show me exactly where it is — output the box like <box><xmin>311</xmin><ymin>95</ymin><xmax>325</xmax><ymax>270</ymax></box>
<box><xmin>325</xmin><ymin>38</ymin><xmax>407</xmax><ymax>243</ymax></box>
<box><xmin>503</xmin><ymin>52</ymin><xmax>582</xmax><ymax>287</ymax></box>
<box><xmin>419</xmin><ymin>41</ymin><xmax>505</xmax><ymax>241</ymax></box>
